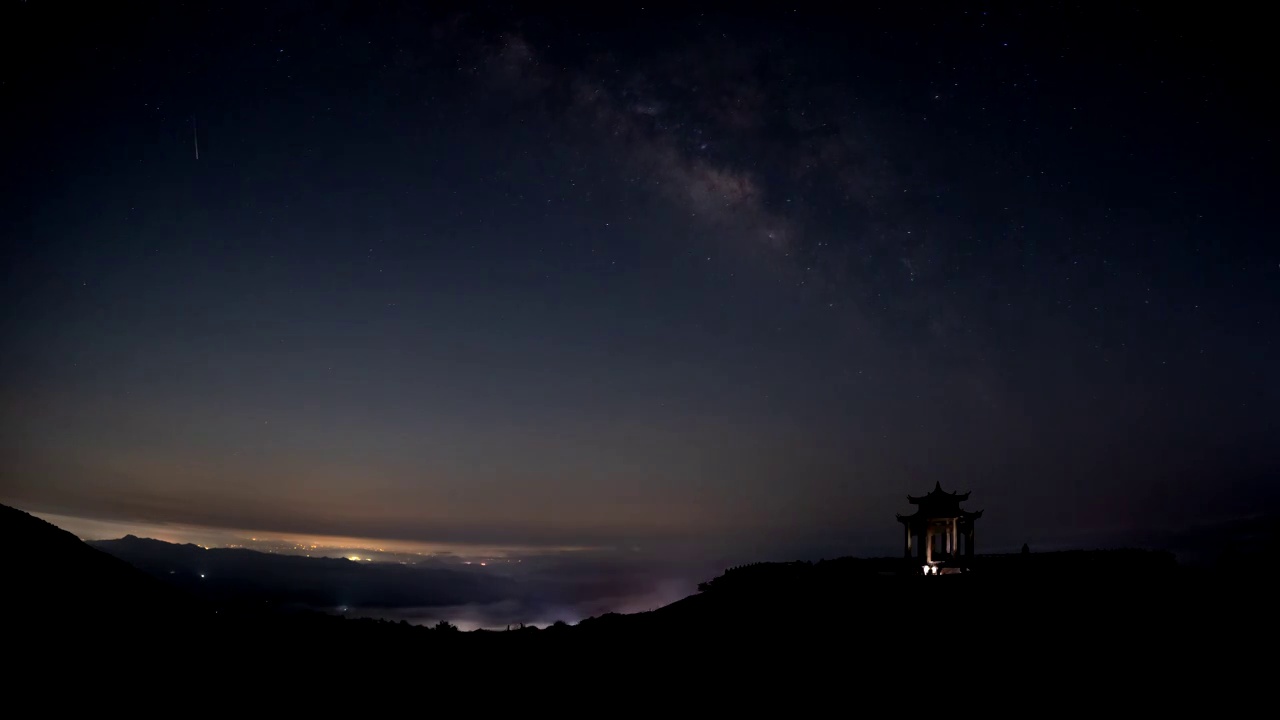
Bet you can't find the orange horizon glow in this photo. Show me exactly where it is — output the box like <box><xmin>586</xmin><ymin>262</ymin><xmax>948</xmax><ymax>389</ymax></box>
<box><xmin>29</xmin><ymin>510</ymin><xmax>603</xmax><ymax>562</ymax></box>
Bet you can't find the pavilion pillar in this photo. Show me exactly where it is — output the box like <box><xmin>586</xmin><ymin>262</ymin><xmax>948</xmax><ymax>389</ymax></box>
<box><xmin>903</xmin><ymin>523</ymin><xmax>912</xmax><ymax>558</ymax></box>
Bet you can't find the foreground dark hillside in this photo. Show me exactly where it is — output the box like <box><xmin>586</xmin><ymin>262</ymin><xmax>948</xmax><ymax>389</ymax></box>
<box><xmin>1</xmin><ymin>503</ymin><xmax>191</xmax><ymax>627</ymax></box>
<box><xmin>1</xmin><ymin>504</ymin><xmax>1269</xmax><ymax>693</ymax></box>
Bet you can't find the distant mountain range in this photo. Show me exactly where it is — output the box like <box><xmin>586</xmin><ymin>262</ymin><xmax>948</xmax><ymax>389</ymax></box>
<box><xmin>90</xmin><ymin>534</ymin><xmax>517</xmax><ymax>610</ymax></box>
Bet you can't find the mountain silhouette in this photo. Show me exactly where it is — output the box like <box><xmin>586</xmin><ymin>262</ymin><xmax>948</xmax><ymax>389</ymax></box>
<box><xmin>0</xmin><ymin>502</ymin><xmax>1267</xmax><ymax>695</ymax></box>
<box><xmin>2</xmin><ymin>504</ymin><xmax>192</xmax><ymax>628</ymax></box>
<box><xmin>92</xmin><ymin>534</ymin><xmax>518</xmax><ymax>609</ymax></box>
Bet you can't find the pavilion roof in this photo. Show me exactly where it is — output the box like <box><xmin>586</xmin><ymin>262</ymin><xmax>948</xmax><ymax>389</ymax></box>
<box><xmin>897</xmin><ymin>482</ymin><xmax>982</xmax><ymax>521</ymax></box>
<box><xmin>908</xmin><ymin>481</ymin><xmax>970</xmax><ymax>505</ymax></box>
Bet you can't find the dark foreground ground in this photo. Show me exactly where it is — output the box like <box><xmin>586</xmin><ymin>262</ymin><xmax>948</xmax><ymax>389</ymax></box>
<box><xmin>2</xmin><ymin>503</ymin><xmax>1269</xmax><ymax>703</ymax></box>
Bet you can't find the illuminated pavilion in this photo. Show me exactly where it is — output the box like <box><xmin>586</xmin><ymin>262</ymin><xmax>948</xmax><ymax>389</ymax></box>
<box><xmin>897</xmin><ymin>482</ymin><xmax>982</xmax><ymax>574</ymax></box>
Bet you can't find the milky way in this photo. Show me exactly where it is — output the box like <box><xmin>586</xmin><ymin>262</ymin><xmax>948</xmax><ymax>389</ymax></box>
<box><xmin>1</xmin><ymin>3</ymin><xmax>1275</xmax><ymax>561</ymax></box>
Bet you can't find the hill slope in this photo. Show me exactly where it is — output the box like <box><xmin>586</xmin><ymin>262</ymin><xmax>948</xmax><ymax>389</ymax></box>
<box><xmin>1</xmin><ymin>504</ymin><xmax>192</xmax><ymax>627</ymax></box>
<box><xmin>1</xmin><ymin>503</ymin><xmax>1268</xmax><ymax>692</ymax></box>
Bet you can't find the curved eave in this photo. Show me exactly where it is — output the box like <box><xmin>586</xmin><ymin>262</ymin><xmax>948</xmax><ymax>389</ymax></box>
<box><xmin>898</xmin><ymin>509</ymin><xmax>983</xmax><ymax>522</ymax></box>
<box><xmin>906</xmin><ymin>481</ymin><xmax>971</xmax><ymax>504</ymax></box>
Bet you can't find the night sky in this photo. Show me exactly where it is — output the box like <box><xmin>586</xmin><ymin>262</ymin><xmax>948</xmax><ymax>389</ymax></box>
<box><xmin>2</xmin><ymin>2</ymin><xmax>1276</xmax><ymax>563</ymax></box>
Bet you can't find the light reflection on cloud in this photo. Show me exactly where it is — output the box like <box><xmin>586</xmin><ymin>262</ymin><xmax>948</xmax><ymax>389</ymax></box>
<box><xmin>360</xmin><ymin>578</ymin><xmax>695</xmax><ymax>631</ymax></box>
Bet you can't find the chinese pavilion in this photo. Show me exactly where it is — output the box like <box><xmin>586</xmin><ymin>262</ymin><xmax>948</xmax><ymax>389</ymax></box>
<box><xmin>897</xmin><ymin>482</ymin><xmax>982</xmax><ymax>574</ymax></box>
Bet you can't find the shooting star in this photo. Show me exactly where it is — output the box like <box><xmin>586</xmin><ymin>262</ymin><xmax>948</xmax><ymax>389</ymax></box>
<box><xmin>193</xmin><ymin>116</ymin><xmax>200</xmax><ymax>160</ymax></box>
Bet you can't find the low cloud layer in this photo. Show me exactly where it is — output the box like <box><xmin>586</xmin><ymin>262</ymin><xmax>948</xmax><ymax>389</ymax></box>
<box><xmin>90</xmin><ymin>532</ymin><xmax>713</xmax><ymax>630</ymax></box>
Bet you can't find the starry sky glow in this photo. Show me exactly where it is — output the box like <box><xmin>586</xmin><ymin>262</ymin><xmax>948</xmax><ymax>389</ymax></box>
<box><xmin>2</xmin><ymin>2</ymin><xmax>1276</xmax><ymax>562</ymax></box>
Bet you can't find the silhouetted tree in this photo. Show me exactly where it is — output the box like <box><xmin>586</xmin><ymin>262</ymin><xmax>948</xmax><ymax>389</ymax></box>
<box><xmin>434</xmin><ymin>620</ymin><xmax>459</xmax><ymax>633</ymax></box>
